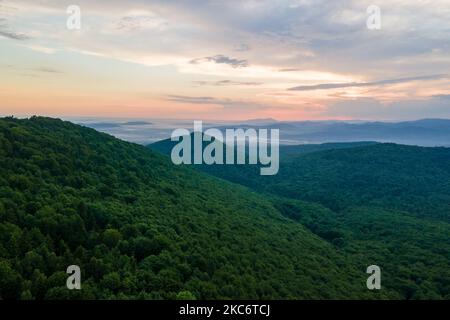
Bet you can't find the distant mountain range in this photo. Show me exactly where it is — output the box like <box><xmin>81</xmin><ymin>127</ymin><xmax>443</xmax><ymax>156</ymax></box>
<box><xmin>76</xmin><ymin>118</ymin><xmax>450</xmax><ymax>147</ymax></box>
<box><xmin>214</xmin><ymin>119</ymin><xmax>450</xmax><ymax>146</ymax></box>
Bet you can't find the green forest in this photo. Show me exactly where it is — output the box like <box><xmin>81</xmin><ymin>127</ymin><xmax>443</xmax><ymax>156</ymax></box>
<box><xmin>0</xmin><ymin>117</ymin><xmax>449</xmax><ymax>299</ymax></box>
<box><xmin>151</xmin><ymin>132</ymin><xmax>450</xmax><ymax>299</ymax></box>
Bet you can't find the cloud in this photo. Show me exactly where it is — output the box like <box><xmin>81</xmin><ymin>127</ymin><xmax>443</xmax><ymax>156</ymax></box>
<box><xmin>326</xmin><ymin>96</ymin><xmax>450</xmax><ymax>120</ymax></box>
<box><xmin>279</xmin><ymin>68</ymin><xmax>302</xmax><ymax>72</ymax></box>
<box><xmin>2</xmin><ymin>0</ymin><xmax>450</xmax><ymax>120</ymax></box>
<box><xmin>288</xmin><ymin>74</ymin><xmax>448</xmax><ymax>91</ymax></box>
<box><xmin>166</xmin><ymin>95</ymin><xmax>271</xmax><ymax>111</ymax></box>
<box><xmin>27</xmin><ymin>67</ymin><xmax>63</xmax><ymax>74</ymax></box>
<box><xmin>190</xmin><ymin>55</ymin><xmax>248</xmax><ymax>68</ymax></box>
<box><xmin>0</xmin><ymin>10</ymin><xmax>29</xmax><ymax>40</ymax></box>
<box><xmin>166</xmin><ymin>95</ymin><xmax>223</xmax><ymax>105</ymax></box>
<box><xmin>22</xmin><ymin>45</ymin><xmax>56</xmax><ymax>54</ymax></box>
<box><xmin>19</xmin><ymin>73</ymin><xmax>39</xmax><ymax>78</ymax></box>
<box><xmin>114</xmin><ymin>13</ymin><xmax>168</xmax><ymax>32</ymax></box>
<box><xmin>193</xmin><ymin>80</ymin><xmax>263</xmax><ymax>86</ymax></box>
<box><xmin>5</xmin><ymin>1</ymin><xmax>450</xmax><ymax>80</ymax></box>
<box><xmin>0</xmin><ymin>28</ymin><xmax>29</xmax><ymax>40</ymax></box>
<box><xmin>234</xmin><ymin>43</ymin><xmax>250</xmax><ymax>52</ymax></box>
<box><xmin>2</xmin><ymin>64</ymin><xmax>63</xmax><ymax>75</ymax></box>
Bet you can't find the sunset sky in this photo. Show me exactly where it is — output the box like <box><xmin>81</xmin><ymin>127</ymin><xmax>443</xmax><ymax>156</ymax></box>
<box><xmin>1</xmin><ymin>0</ymin><xmax>450</xmax><ymax>120</ymax></box>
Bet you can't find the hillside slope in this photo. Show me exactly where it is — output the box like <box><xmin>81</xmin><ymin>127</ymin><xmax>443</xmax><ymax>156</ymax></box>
<box><xmin>151</xmin><ymin>138</ymin><xmax>450</xmax><ymax>221</ymax></box>
<box><xmin>257</xmin><ymin>143</ymin><xmax>450</xmax><ymax>222</ymax></box>
<box><xmin>150</xmin><ymin>137</ymin><xmax>450</xmax><ymax>299</ymax></box>
<box><xmin>0</xmin><ymin>117</ymin><xmax>386</xmax><ymax>300</ymax></box>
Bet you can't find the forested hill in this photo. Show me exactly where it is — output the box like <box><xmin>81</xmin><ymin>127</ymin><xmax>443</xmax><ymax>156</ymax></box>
<box><xmin>260</xmin><ymin>143</ymin><xmax>450</xmax><ymax>221</ymax></box>
<box><xmin>0</xmin><ymin>116</ymin><xmax>386</xmax><ymax>300</ymax></box>
<box><xmin>150</xmin><ymin>134</ymin><xmax>450</xmax><ymax>299</ymax></box>
<box><xmin>150</xmin><ymin>137</ymin><xmax>450</xmax><ymax>222</ymax></box>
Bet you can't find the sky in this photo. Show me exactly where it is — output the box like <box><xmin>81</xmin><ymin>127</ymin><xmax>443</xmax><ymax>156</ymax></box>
<box><xmin>0</xmin><ymin>0</ymin><xmax>449</xmax><ymax>121</ymax></box>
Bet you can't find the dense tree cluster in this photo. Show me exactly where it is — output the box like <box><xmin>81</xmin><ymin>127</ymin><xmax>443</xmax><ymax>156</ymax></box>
<box><xmin>1</xmin><ymin>117</ymin><xmax>392</xmax><ymax>300</ymax></box>
<box><xmin>151</xmin><ymin>135</ymin><xmax>450</xmax><ymax>299</ymax></box>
